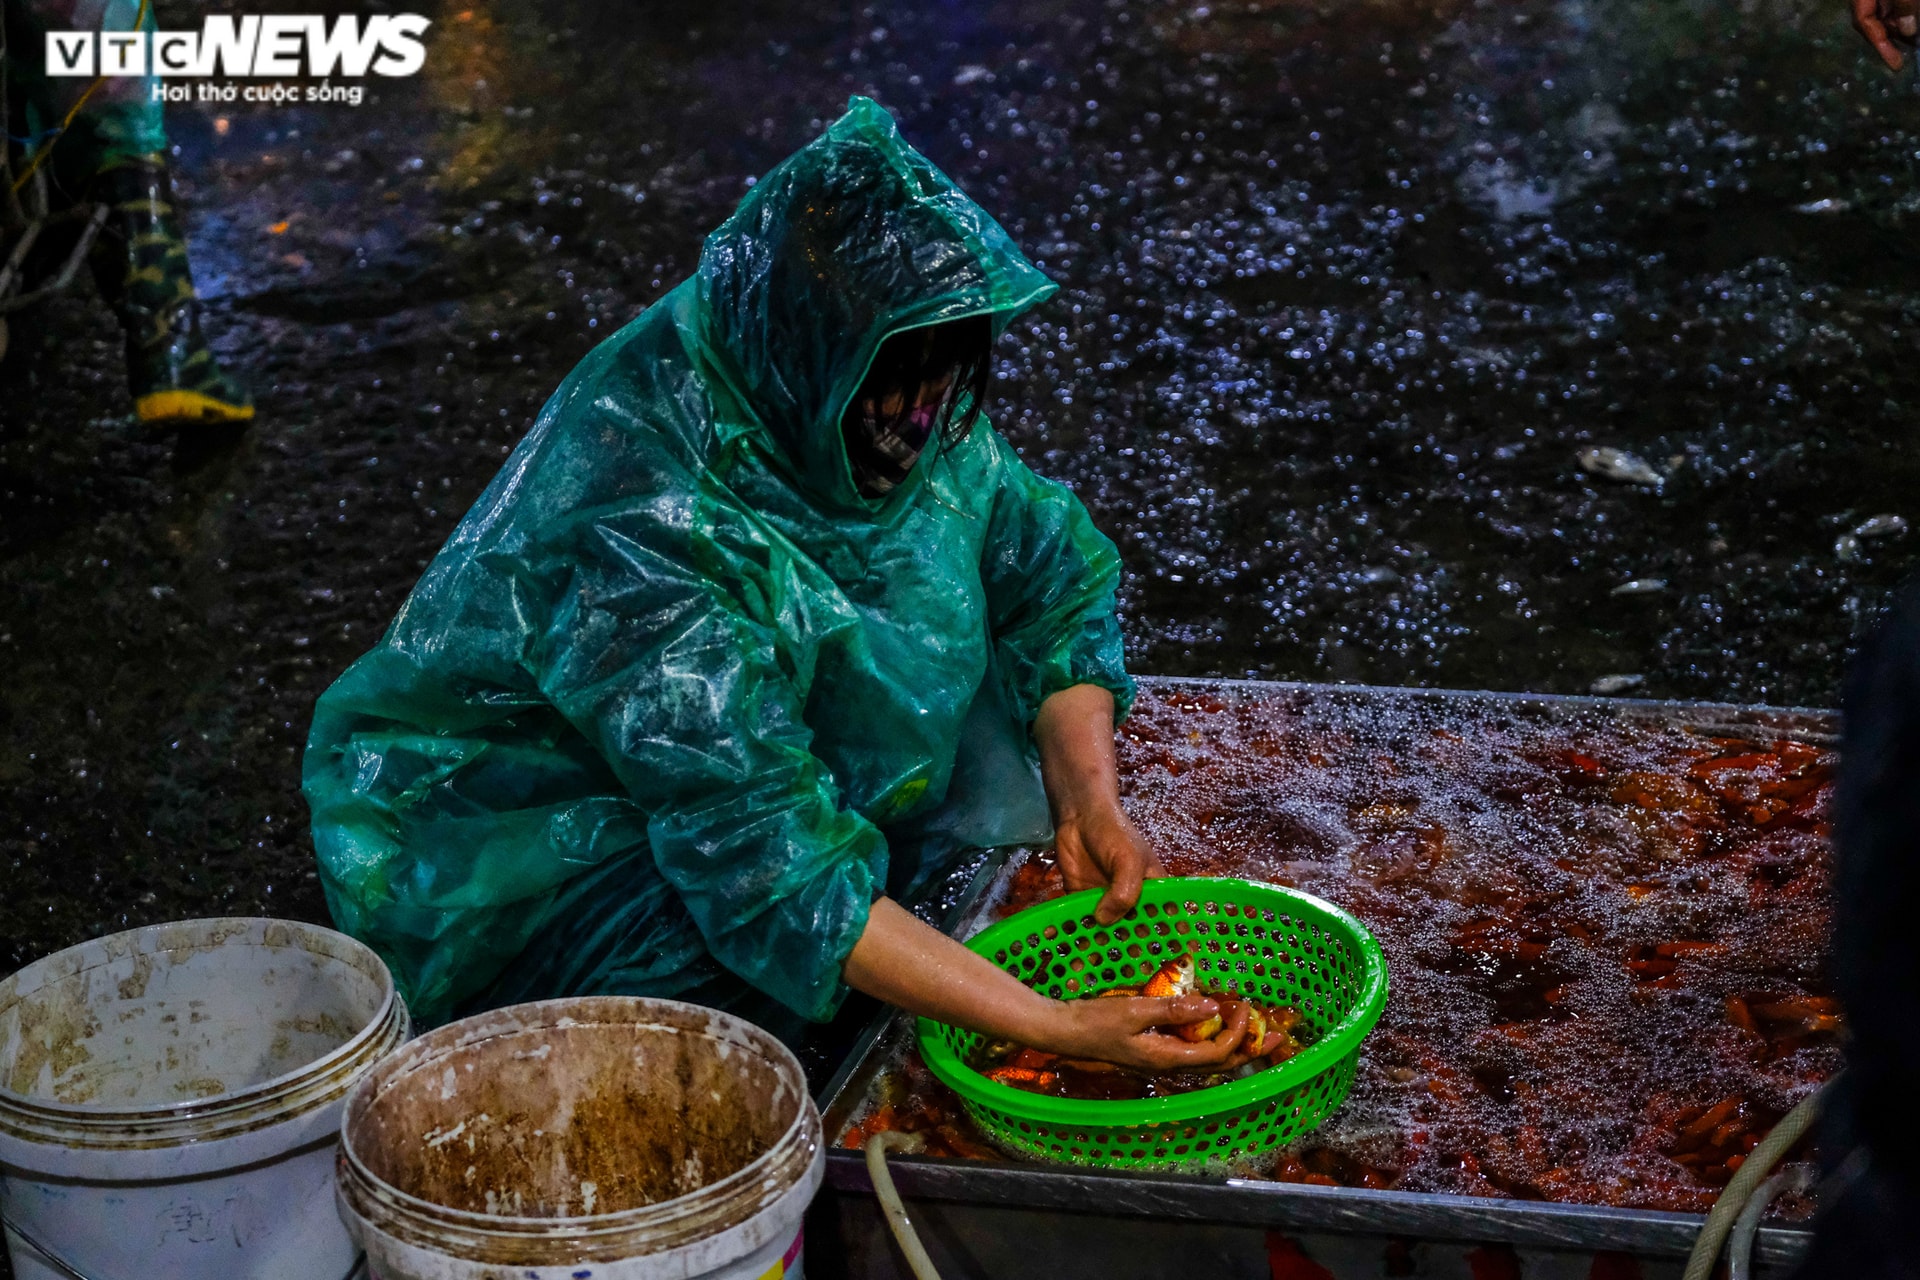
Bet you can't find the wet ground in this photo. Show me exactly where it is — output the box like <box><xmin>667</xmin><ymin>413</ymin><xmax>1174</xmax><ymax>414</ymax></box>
<box><xmin>4</xmin><ymin>0</ymin><xmax>1918</xmax><ymax>994</ymax></box>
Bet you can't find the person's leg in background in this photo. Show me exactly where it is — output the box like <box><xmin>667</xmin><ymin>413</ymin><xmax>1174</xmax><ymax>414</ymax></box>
<box><xmin>1790</xmin><ymin>576</ymin><xmax>1920</xmax><ymax>1279</ymax></box>
<box><xmin>7</xmin><ymin>0</ymin><xmax>251</xmax><ymax>425</ymax></box>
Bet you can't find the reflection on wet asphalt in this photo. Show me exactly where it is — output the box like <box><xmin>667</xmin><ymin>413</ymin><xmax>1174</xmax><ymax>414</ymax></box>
<box><xmin>1</xmin><ymin>0</ymin><xmax>1916</xmax><ymax>969</ymax></box>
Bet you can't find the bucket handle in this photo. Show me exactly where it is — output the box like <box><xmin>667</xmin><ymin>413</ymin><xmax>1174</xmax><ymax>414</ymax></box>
<box><xmin>1</xmin><ymin>1212</ymin><xmax>105</xmax><ymax>1280</ymax></box>
<box><xmin>3</xmin><ymin>1213</ymin><xmax>368</xmax><ymax>1280</ymax></box>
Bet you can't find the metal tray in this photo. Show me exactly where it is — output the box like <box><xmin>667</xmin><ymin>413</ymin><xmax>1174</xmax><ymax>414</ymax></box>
<box><xmin>812</xmin><ymin>677</ymin><xmax>1831</xmax><ymax>1277</ymax></box>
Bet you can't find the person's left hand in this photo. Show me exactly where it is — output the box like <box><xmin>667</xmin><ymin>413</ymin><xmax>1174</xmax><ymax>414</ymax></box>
<box><xmin>1054</xmin><ymin>800</ymin><xmax>1165</xmax><ymax>925</ymax></box>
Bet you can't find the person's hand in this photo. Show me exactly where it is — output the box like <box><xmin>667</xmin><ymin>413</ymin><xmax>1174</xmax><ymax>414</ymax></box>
<box><xmin>1036</xmin><ymin>993</ymin><xmax>1251</xmax><ymax>1071</ymax></box>
<box><xmin>1210</xmin><ymin>998</ymin><xmax>1285</xmax><ymax>1070</ymax></box>
<box><xmin>844</xmin><ymin>900</ymin><xmax>1250</xmax><ymax>1076</ymax></box>
<box><xmin>1854</xmin><ymin>0</ymin><xmax>1916</xmax><ymax>70</ymax></box>
<box><xmin>1033</xmin><ymin>684</ymin><xmax>1164</xmax><ymax>923</ymax></box>
<box><xmin>1054</xmin><ymin>800</ymin><xmax>1165</xmax><ymax>925</ymax></box>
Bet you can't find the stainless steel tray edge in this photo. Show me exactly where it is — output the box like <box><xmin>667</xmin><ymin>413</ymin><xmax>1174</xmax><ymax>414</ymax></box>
<box><xmin>820</xmin><ymin>1150</ymin><xmax>1813</xmax><ymax>1266</ymax></box>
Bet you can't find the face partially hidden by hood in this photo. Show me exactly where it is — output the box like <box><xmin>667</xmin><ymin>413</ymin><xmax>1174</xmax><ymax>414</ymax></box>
<box><xmin>697</xmin><ymin>96</ymin><xmax>1056</xmax><ymax>512</ymax></box>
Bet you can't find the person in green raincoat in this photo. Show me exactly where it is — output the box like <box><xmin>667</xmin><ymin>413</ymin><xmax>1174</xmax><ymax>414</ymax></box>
<box><xmin>303</xmin><ymin>97</ymin><xmax>1244</xmax><ymax>1070</ymax></box>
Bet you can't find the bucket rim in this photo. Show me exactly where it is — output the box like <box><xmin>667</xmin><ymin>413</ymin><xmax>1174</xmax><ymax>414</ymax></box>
<box><xmin>0</xmin><ymin>916</ymin><xmax>403</xmax><ymax>1125</ymax></box>
<box><xmin>337</xmin><ymin>995</ymin><xmax>820</xmax><ymax>1239</ymax></box>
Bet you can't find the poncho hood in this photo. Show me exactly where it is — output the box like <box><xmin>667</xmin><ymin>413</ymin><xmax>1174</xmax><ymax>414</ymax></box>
<box><xmin>696</xmin><ymin>95</ymin><xmax>1056</xmax><ymax>511</ymax></box>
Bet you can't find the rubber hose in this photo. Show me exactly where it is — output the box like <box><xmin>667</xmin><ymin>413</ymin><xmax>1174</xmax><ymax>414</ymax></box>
<box><xmin>1681</xmin><ymin>1077</ymin><xmax>1835</xmax><ymax>1280</ymax></box>
<box><xmin>1728</xmin><ymin>1164</ymin><xmax>1816</xmax><ymax>1280</ymax></box>
<box><xmin>865</xmin><ymin>1131</ymin><xmax>944</xmax><ymax>1280</ymax></box>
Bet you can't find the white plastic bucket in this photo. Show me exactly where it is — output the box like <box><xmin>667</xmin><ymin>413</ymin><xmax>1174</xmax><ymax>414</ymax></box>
<box><xmin>0</xmin><ymin>917</ymin><xmax>409</xmax><ymax>1280</ymax></box>
<box><xmin>336</xmin><ymin>996</ymin><xmax>824</xmax><ymax>1280</ymax></box>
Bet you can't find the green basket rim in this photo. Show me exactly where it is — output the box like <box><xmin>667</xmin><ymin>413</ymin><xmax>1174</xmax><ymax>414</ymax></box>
<box><xmin>916</xmin><ymin>876</ymin><xmax>1390</xmax><ymax>1128</ymax></box>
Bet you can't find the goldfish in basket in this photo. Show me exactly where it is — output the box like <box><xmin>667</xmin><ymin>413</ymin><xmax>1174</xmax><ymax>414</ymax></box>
<box><xmin>969</xmin><ymin>954</ymin><xmax>1310</xmax><ymax>1101</ymax></box>
<box><xmin>1138</xmin><ymin>953</ymin><xmax>1304</xmax><ymax>1060</ymax></box>
<box><xmin>1143</xmin><ymin>953</ymin><xmax>1222</xmax><ymax>1040</ymax></box>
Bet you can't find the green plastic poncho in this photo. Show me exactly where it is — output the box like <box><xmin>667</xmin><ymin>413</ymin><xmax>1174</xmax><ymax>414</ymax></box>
<box><xmin>303</xmin><ymin>97</ymin><xmax>1134</xmax><ymax>1029</ymax></box>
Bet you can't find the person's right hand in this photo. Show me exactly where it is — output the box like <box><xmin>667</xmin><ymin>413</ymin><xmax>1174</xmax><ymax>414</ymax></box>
<box><xmin>1035</xmin><ymin>993</ymin><xmax>1251</xmax><ymax>1071</ymax></box>
<box><xmin>1854</xmin><ymin>0</ymin><xmax>1916</xmax><ymax>70</ymax></box>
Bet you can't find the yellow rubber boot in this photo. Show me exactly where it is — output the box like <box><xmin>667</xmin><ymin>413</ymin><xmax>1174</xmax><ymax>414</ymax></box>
<box><xmin>90</xmin><ymin>159</ymin><xmax>254</xmax><ymax>427</ymax></box>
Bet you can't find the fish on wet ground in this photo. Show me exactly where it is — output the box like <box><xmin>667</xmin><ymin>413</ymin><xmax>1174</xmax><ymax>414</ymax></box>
<box><xmin>1835</xmin><ymin>513</ymin><xmax>1907</xmax><ymax>562</ymax></box>
<box><xmin>1577</xmin><ymin>446</ymin><xmax>1665</xmax><ymax>487</ymax></box>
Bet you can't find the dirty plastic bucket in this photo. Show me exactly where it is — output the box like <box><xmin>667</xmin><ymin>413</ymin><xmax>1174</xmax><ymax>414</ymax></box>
<box><xmin>336</xmin><ymin>996</ymin><xmax>824</xmax><ymax>1280</ymax></box>
<box><xmin>0</xmin><ymin>917</ymin><xmax>409</xmax><ymax>1280</ymax></box>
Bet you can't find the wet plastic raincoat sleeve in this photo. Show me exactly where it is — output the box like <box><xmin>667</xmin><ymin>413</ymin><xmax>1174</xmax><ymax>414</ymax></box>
<box><xmin>978</xmin><ymin>431</ymin><xmax>1136</xmax><ymax>730</ymax></box>
<box><xmin>531</xmin><ymin>447</ymin><xmax>890</xmax><ymax>1023</ymax></box>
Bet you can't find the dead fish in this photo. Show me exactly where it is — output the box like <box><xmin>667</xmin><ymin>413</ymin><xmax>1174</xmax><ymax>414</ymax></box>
<box><xmin>1851</xmin><ymin>513</ymin><xmax>1908</xmax><ymax>540</ymax></box>
<box><xmin>1610</xmin><ymin>578</ymin><xmax>1667</xmax><ymax>596</ymax></box>
<box><xmin>1793</xmin><ymin>197</ymin><xmax>1851</xmax><ymax>215</ymax></box>
<box><xmin>1590</xmin><ymin>674</ymin><xmax>1646</xmax><ymax>695</ymax></box>
<box><xmin>1577</xmin><ymin>447</ymin><xmax>1664</xmax><ymax>487</ymax></box>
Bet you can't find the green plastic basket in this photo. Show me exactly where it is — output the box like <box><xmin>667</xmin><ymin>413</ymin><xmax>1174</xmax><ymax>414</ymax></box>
<box><xmin>916</xmin><ymin>876</ymin><xmax>1390</xmax><ymax>1171</ymax></box>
